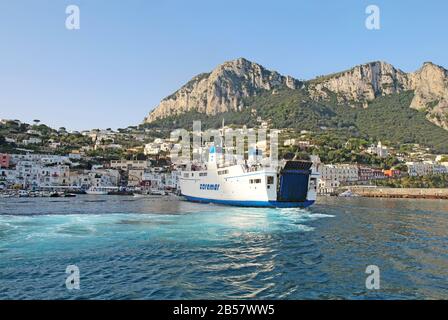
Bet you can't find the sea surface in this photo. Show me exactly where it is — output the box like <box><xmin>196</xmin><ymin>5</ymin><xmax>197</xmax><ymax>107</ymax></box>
<box><xmin>0</xmin><ymin>195</ymin><xmax>447</xmax><ymax>300</ymax></box>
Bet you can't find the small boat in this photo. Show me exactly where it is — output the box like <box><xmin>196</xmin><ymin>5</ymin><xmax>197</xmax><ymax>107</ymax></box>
<box><xmin>339</xmin><ymin>190</ymin><xmax>360</xmax><ymax>197</ymax></box>
<box><xmin>50</xmin><ymin>192</ymin><xmax>61</xmax><ymax>198</ymax></box>
<box><xmin>150</xmin><ymin>189</ymin><xmax>167</xmax><ymax>196</ymax></box>
<box><xmin>132</xmin><ymin>193</ymin><xmax>146</xmax><ymax>198</ymax></box>
<box><xmin>18</xmin><ymin>190</ymin><xmax>29</xmax><ymax>198</ymax></box>
<box><xmin>63</xmin><ymin>193</ymin><xmax>77</xmax><ymax>198</ymax></box>
<box><xmin>0</xmin><ymin>193</ymin><xmax>12</xmax><ymax>198</ymax></box>
<box><xmin>86</xmin><ymin>187</ymin><xmax>109</xmax><ymax>195</ymax></box>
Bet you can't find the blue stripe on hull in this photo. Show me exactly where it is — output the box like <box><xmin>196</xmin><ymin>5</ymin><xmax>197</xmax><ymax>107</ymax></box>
<box><xmin>183</xmin><ymin>195</ymin><xmax>315</xmax><ymax>208</ymax></box>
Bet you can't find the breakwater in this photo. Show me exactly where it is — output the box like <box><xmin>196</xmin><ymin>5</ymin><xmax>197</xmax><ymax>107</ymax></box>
<box><xmin>350</xmin><ymin>187</ymin><xmax>448</xmax><ymax>199</ymax></box>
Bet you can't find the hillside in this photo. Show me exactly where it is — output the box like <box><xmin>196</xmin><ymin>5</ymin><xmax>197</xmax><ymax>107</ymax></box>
<box><xmin>143</xmin><ymin>58</ymin><xmax>448</xmax><ymax>153</ymax></box>
<box><xmin>145</xmin><ymin>89</ymin><xmax>448</xmax><ymax>153</ymax></box>
<box><xmin>144</xmin><ymin>58</ymin><xmax>301</xmax><ymax>122</ymax></box>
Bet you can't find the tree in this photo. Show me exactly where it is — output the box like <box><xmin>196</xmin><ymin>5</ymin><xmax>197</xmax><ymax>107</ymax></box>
<box><xmin>295</xmin><ymin>151</ymin><xmax>310</xmax><ymax>160</ymax></box>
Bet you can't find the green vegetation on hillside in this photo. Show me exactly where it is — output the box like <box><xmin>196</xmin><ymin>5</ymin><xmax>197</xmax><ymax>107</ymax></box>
<box><xmin>350</xmin><ymin>92</ymin><xmax>448</xmax><ymax>152</ymax></box>
<box><xmin>146</xmin><ymin>89</ymin><xmax>448</xmax><ymax>153</ymax></box>
<box><xmin>375</xmin><ymin>174</ymin><xmax>448</xmax><ymax>188</ymax></box>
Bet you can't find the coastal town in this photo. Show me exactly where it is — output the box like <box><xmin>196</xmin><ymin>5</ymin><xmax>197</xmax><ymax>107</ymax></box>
<box><xmin>1</xmin><ymin>118</ymin><xmax>448</xmax><ymax>198</ymax></box>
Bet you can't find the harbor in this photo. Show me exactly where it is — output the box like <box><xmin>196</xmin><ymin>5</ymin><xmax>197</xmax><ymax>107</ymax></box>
<box><xmin>1</xmin><ymin>195</ymin><xmax>447</xmax><ymax>299</ymax></box>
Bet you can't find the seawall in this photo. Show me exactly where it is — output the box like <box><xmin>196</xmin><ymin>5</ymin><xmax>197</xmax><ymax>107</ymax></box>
<box><xmin>350</xmin><ymin>187</ymin><xmax>448</xmax><ymax>199</ymax></box>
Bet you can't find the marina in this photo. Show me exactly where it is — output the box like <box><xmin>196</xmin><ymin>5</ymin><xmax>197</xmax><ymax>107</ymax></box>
<box><xmin>1</xmin><ymin>0</ymin><xmax>448</xmax><ymax>304</ymax></box>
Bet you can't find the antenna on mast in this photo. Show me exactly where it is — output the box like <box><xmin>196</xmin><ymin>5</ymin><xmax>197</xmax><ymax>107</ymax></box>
<box><xmin>219</xmin><ymin>118</ymin><xmax>225</xmax><ymax>147</ymax></box>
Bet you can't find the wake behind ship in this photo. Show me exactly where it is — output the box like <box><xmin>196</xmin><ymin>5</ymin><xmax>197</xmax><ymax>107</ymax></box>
<box><xmin>179</xmin><ymin>146</ymin><xmax>319</xmax><ymax>208</ymax></box>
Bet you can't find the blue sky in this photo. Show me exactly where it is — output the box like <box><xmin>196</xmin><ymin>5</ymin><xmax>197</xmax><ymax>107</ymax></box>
<box><xmin>0</xmin><ymin>0</ymin><xmax>447</xmax><ymax>131</ymax></box>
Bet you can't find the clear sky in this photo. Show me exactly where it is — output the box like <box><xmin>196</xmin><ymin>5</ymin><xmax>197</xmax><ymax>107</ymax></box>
<box><xmin>0</xmin><ymin>0</ymin><xmax>447</xmax><ymax>131</ymax></box>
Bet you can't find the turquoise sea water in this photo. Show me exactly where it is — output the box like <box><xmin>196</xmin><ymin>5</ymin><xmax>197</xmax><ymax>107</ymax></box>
<box><xmin>0</xmin><ymin>196</ymin><xmax>447</xmax><ymax>299</ymax></box>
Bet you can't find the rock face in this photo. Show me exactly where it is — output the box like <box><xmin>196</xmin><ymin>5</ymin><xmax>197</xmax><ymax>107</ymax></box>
<box><xmin>145</xmin><ymin>58</ymin><xmax>448</xmax><ymax>130</ymax></box>
<box><xmin>308</xmin><ymin>61</ymin><xmax>448</xmax><ymax>129</ymax></box>
<box><xmin>307</xmin><ymin>61</ymin><xmax>409</xmax><ymax>103</ymax></box>
<box><xmin>408</xmin><ymin>62</ymin><xmax>448</xmax><ymax>129</ymax></box>
<box><xmin>145</xmin><ymin>58</ymin><xmax>301</xmax><ymax>122</ymax></box>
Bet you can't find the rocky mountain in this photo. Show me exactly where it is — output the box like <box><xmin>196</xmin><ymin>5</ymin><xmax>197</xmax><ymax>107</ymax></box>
<box><xmin>144</xmin><ymin>58</ymin><xmax>448</xmax><ymax>131</ymax></box>
<box><xmin>307</xmin><ymin>61</ymin><xmax>409</xmax><ymax>105</ymax></box>
<box><xmin>144</xmin><ymin>58</ymin><xmax>301</xmax><ymax>122</ymax></box>
<box><xmin>408</xmin><ymin>62</ymin><xmax>448</xmax><ymax>129</ymax></box>
<box><xmin>308</xmin><ymin>61</ymin><xmax>448</xmax><ymax>129</ymax></box>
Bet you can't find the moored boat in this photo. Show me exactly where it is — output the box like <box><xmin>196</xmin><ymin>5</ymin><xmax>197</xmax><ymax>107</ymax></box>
<box><xmin>86</xmin><ymin>187</ymin><xmax>111</xmax><ymax>195</ymax></box>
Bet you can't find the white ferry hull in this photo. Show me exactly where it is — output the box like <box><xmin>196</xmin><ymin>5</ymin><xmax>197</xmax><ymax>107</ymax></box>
<box><xmin>183</xmin><ymin>195</ymin><xmax>315</xmax><ymax>208</ymax></box>
<box><xmin>180</xmin><ymin>160</ymin><xmax>318</xmax><ymax>209</ymax></box>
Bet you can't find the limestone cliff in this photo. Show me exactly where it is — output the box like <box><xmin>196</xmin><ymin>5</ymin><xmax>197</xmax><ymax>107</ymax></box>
<box><xmin>307</xmin><ymin>61</ymin><xmax>448</xmax><ymax>129</ymax></box>
<box><xmin>307</xmin><ymin>61</ymin><xmax>409</xmax><ymax>105</ymax></box>
<box><xmin>145</xmin><ymin>59</ymin><xmax>448</xmax><ymax>130</ymax></box>
<box><xmin>144</xmin><ymin>58</ymin><xmax>301</xmax><ymax>122</ymax></box>
<box><xmin>408</xmin><ymin>62</ymin><xmax>448</xmax><ymax>129</ymax></box>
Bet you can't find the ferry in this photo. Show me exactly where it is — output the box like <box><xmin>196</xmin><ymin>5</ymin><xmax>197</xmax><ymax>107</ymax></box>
<box><xmin>179</xmin><ymin>146</ymin><xmax>319</xmax><ymax>208</ymax></box>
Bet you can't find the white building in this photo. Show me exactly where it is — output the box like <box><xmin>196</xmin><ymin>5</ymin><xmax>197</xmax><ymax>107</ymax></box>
<box><xmin>69</xmin><ymin>171</ymin><xmax>91</xmax><ymax>189</ymax></box>
<box><xmin>318</xmin><ymin>179</ymin><xmax>340</xmax><ymax>195</ymax></box>
<box><xmin>2</xmin><ymin>154</ymin><xmax>75</xmax><ymax>189</ymax></box>
<box><xmin>12</xmin><ymin>161</ymin><xmax>70</xmax><ymax>188</ymax></box>
<box><xmin>367</xmin><ymin>141</ymin><xmax>389</xmax><ymax>158</ymax></box>
<box><xmin>37</xmin><ymin>165</ymin><xmax>70</xmax><ymax>187</ymax></box>
<box><xmin>22</xmin><ymin>137</ymin><xmax>42</xmax><ymax>145</ymax></box>
<box><xmin>318</xmin><ymin>164</ymin><xmax>358</xmax><ymax>194</ymax></box>
<box><xmin>26</xmin><ymin>130</ymin><xmax>42</xmax><ymax>136</ymax></box>
<box><xmin>144</xmin><ymin>143</ymin><xmax>161</xmax><ymax>155</ymax></box>
<box><xmin>88</xmin><ymin>169</ymin><xmax>120</xmax><ymax>188</ymax></box>
<box><xmin>283</xmin><ymin>138</ymin><xmax>312</xmax><ymax>148</ymax></box>
<box><xmin>110</xmin><ymin>160</ymin><xmax>150</xmax><ymax>171</ymax></box>
<box><xmin>141</xmin><ymin>170</ymin><xmax>179</xmax><ymax>190</ymax></box>
<box><xmin>406</xmin><ymin>161</ymin><xmax>448</xmax><ymax>176</ymax></box>
<box><xmin>144</xmin><ymin>139</ymin><xmax>173</xmax><ymax>156</ymax></box>
<box><xmin>283</xmin><ymin>138</ymin><xmax>298</xmax><ymax>147</ymax></box>
<box><xmin>49</xmin><ymin>142</ymin><xmax>62</xmax><ymax>149</ymax></box>
<box><xmin>69</xmin><ymin>168</ymin><xmax>120</xmax><ymax>189</ymax></box>
<box><xmin>435</xmin><ymin>155</ymin><xmax>448</xmax><ymax>166</ymax></box>
<box><xmin>160</xmin><ymin>142</ymin><xmax>173</xmax><ymax>152</ymax></box>
<box><xmin>320</xmin><ymin>164</ymin><xmax>359</xmax><ymax>184</ymax></box>
<box><xmin>10</xmin><ymin>154</ymin><xmax>71</xmax><ymax>165</ymax></box>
